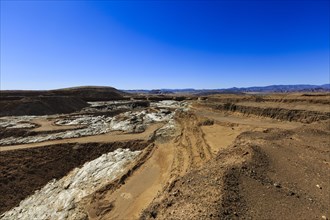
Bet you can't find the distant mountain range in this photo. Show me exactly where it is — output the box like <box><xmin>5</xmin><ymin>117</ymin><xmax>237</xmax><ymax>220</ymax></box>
<box><xmin>123</xmin><ymin>84</ymin><xmax>330</xmax><ymax>95</ymax></box>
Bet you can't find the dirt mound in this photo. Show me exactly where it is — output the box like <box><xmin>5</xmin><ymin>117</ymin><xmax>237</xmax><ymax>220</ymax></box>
<box><xmin>0</xmin><ymin>96</ymin><xmax>88</xmax><ymax>116</ymax></box>
<box><xmin>0</xmin><ymin>141</ymin><xmax>148</xmax><ymax>214</ymax></box>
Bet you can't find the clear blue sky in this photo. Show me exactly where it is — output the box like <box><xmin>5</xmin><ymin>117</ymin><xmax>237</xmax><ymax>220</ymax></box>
<box><xmin>1</xmin><ymin>0</ymin><xmax>329</xmax><ymax>90</ymax></box>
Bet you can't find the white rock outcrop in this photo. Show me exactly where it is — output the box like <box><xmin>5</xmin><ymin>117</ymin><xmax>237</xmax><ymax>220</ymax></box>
<box><xmin>0</xmin><ymin>101</ymin><xmax>187</xmax><ymax>145</ymax></box>
<box><xmin>151</xmin><ymin>100</ymin><xmax>189</xmax><ymax>108</ymax></box>
<box><xmin>0</xmin><ymin>148</ymin><xmax>140</xmax><ymax>220</ymax></box>
<box><xmin>0</xmin><ymin>115</ymin><xmax>113</xmax><ymax>145</ymax></box>
<box><xmin>0</xmin><ymin>116</ymin><xmax>39</xmax><ymax>129</ymax></box>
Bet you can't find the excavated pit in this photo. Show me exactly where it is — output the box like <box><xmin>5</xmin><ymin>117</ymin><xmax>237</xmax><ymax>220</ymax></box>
<box><xmin>1</xmin><ymin>94</ymin><xmax>329</xmax><ymax>220</ymax></box>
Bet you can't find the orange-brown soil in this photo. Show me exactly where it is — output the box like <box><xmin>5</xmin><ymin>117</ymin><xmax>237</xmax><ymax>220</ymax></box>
<box><xmin>1</xmin><ymin>93</ymin><xmax>329</xmax><ymax>220</ymax></box>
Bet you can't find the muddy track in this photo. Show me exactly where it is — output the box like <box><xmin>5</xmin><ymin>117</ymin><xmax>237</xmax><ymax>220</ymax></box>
<box><xmin>162</xmin><ymin>111</ymin><xmax>213</xmax><ymax>178</ymax></box>
<box><xmin>78</xmin><ymin>143</ymin><xmax>156</xmax><ymax>219</ymax></box>
<box><xmin>137</xmin><ymin>111</ymin><xmax>222</xmax><ymax>219</ymax></box>
<box><xmin>173</xmin><ymin>111</ymin><xmax>213</xmax><ymax>172</ymax></box>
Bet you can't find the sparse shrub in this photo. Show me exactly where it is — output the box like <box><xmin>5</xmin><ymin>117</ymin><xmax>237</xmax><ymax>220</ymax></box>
<box><xmin>199</xmin><ymin>119</ymin><xmax>214</xmax><ymax>126</ymax></box>
<box><xmin>255</xmin><ymin>96</ymin><xmax>264</xmax><ymax>102</ymax></box>
<box><xmin>223</xmin><ymin>102</ymin><xmax>235</xmax><ymax>110</ymax></box>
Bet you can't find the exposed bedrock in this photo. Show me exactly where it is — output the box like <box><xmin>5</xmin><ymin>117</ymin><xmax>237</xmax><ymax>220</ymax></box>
<box><xmin>0</xmin><ymin>141</ymin><xmax>149</xmax><ymax>214</ymax></box>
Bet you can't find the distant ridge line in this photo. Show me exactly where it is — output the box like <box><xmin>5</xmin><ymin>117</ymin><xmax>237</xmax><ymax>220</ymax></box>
<box><xmin>123</xmin><ymin>84</ymin><xmax>330</xmax><ymax>94</ymax></box>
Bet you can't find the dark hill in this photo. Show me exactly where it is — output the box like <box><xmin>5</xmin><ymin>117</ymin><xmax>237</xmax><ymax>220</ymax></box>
<box><xmin>0</xmin><ymin>96</ymin><xmax>89</xmax><ymax>116</ymax></box>
<box><xmin>0</xmin><ymin>86</ymin><xmax>128</xmax><ymax>101</ymax></box>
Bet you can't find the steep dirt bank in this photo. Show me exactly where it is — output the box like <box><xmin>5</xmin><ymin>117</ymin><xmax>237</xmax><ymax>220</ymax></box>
<box><xmin>140</xmin><ymin>142</ymin><xmax>245</xmax><ymax>220</ymax></box>
<box><xmin>207</xmin><ymin>93</ymin><xmax>330</xmax><ymax>105</ymax></box>
<box><xmin>141</xmin><ymin>120</ymin><xmax>330</xmax><ymax>219</ymax></box>
<box><xmin>219</xmin><ymin>120</ymin><xmax>330</xmax><ymax>219</ymax></box>
<box><xmin>204</xmin><ymin>102</ymin><xmax>330</xmax><ymax>123</ymax></box>
<box><xmin>0</xmin><ymin>141</ymin><xmax>149</xmax><ymax>214</ymax></box>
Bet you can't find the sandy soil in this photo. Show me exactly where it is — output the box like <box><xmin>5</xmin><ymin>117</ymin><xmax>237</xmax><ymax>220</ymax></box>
<box><xmin>84</xmin><ymin>110</ymin><xmax>245</xmax><ymax>219</ymax></box>
<box><xmin>32</xmin><ymin>118</ymin><xmax>82</xmax><ymax>132</ymax></box>
<box><xmin>201</xmin><ymin>124</ymin><xmax>246</xmax><ymax>154</ymax></box>
<box><xmin>139</xmin><ymin>97</ymin><xmax>329</xmax><ymax>220</ymax></box>
<box><xmin>1</xmin><ymin>94</ymin><xmax>329</xmax><ymax>219</ymax></box>
<box><xmin>99</xmin><ymin>142</ymin><xmax>174</xmax><ymax>220</ymax></box>
<box><xmin>192</xmin><ymin>107</ymin><xmax>302</xmax><ymax>129</ymax></box>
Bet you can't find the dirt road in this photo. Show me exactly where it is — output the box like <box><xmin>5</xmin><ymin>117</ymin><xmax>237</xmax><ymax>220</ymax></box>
<box><xmin>0</xmin><ymin>123</ymin><xmax>163</xmax><ymax>152</ymax></box>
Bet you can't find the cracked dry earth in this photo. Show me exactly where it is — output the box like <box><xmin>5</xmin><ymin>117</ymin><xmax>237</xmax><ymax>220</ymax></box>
<box><xmin>1</xmin><ymin>96</ymin><xmax>330</xmax><ymax>220</ymax></box>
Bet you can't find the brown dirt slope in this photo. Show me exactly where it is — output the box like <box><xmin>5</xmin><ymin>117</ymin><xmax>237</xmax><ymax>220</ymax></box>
<box><xmin>141</xmin><ymin>120</ymin><xmax>330</xmax><ymax>220</ymax></box>
<box><xmin>207</xmin><ymin>93</ymin><xmax>330</xmax><ymax>105</ymax></box>
<box><xmin>198</xmin><ymin>94</ymin><xmax>330</xmax><ymax>123</ymax></box>
<box><xmin>215</xmin><ymin>102</ymin><xmax>330</xmax><ymax>123</ymax></box>
<box><xmin>0</xmin><ymin>86</ymin><xmax>127</xmax><ymax>101</ymax></box>
<box><xmin>0</xmin><ymin>96</ymin><xmax>88</xmax><ymax>116</ymax></box>
<box><xmin>0</xmin><ymin>141</ymin><xmax>148</xmax><ymax>214</ymax></box>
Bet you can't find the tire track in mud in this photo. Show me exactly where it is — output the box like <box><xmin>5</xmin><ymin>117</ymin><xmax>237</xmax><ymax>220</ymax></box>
<box><xmin>139</xmin><ymin>111</ymin><xmax>218</xmax><ymax>217</ymax></box>
<box><xmin>88</xmin><ymin>110</ymin><xmax>217</xmax><ymax>219</ymax></box>
<box><xmin>173</xmin><ymin>111</ymin><xmax>214</xmax><ymax>172</ymax></box>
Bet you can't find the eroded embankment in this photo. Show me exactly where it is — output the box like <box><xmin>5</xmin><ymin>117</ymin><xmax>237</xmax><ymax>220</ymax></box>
<box><xmin>207</xmin><ymin>93</ymin><xmax>330</xmax><ymax>105</ymax></box>
<box><xmin>0</xmin><ymin>140</ymin><xmax>149</xmax><ymax>214</ymax></box>
<box><xmin>141</xmin><ymin>120</ymin><xmax>330</xmax><ymax>220</ymax></box>
<box><xmin>205</xmin><ymin>102</ymin><xmax>330</xmax><ymax>123</ymax></box>
<box><xmin>220</xmin><ymin>122</ymin><xmax>330</xmax><ymax>219</ymax></box>
<box><xmin>140</xmin><ymin>135</ymin><xmax>247</xmax><ymax>220</ymax></box>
